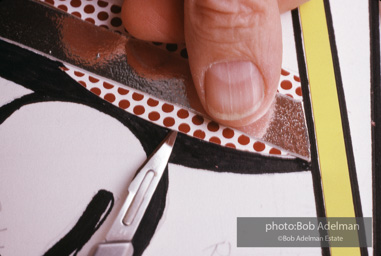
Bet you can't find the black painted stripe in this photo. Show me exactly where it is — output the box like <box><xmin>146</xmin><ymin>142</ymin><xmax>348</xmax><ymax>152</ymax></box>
<box><xmin>369</xmin><ymin>0</ymin><xmax>380</xmax><ymax>254</ymax></box>
<box><xmin>291</xmin><ymin>9</ymin><xmax>330</xmax><ymax>256</ymax></box>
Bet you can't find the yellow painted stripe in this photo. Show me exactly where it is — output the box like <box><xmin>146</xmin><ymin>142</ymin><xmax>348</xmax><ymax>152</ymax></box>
<box><xmin>299</xmin><ymin>0</ymin><xmax>360</xmax><ymax>255</ymax></box>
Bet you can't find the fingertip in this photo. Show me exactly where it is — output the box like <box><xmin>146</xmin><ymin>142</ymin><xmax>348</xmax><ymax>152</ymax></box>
<box><xmin>184</xmin><ymin>0</ymin><xmax>282</xmax><ymax>127</ymax></box>
<box><xmin>121</xmin><ymin>0</ymin><xmax>185</xmax><ymax>43</ymax></box>
<box><xmin>278</xmin><ymin>0</ymin><xmax>309</xmax><ymax>13</ymax></box>
<box><xmin>204</xmin><ymin>61</ymin><xmax>266</xmax><ymax>127</ymax></box>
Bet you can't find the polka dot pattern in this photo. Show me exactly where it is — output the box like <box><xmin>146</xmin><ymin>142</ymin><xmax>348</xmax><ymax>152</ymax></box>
<box><xmin>40</xmin><ymin>0</ymin><xmax>187</xmax><ymax>58</ymax></box>
<box><xmin>41</xmin><ymin>0</ymin><xmax>126</xmax><ymax>35</ymax></box>
<box><xmin>63</xmin><ymin>64</ymin><xmax>293</xmax><ymax>158</ymax></box>
<box><xmin>41</xmin><ymin>0</ymin><xmax>304</xmax><ymax>100</ymax></box>
<box><xmin>278</xmin><ymin>69</ymin><xmax>303</xmax><ymax>100</ymax></box>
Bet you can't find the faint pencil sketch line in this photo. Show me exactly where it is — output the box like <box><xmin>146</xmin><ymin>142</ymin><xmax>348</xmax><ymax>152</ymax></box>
<box><xmin>204</xmin><ymin>241</ymin><xmax>231</xmax><ymax>256</ymax></box>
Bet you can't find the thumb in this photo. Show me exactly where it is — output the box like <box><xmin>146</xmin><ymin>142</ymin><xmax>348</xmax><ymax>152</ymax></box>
<box><xmin>184</xmin><ymin>0</ymin><xmax>282</xmax><ymax>127</ymax></box>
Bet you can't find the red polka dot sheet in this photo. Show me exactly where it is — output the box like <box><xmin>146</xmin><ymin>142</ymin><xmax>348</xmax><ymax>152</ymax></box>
<box><xmin>41</xmin><ymin>0</ymin><xmax>188</xmax><ymax>57</ymax></box>
<box><xmin>62</xmin><ymin>64</ymin><xmax>302</xmax><ymax>158</ymax></box>
<box><xmin>42</xmin><ymin>0</ymin><xmax>304</xmax><ymax>158</ymax></box>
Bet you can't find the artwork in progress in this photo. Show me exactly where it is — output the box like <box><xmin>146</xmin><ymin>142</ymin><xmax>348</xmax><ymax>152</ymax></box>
<box><xmin>0</xmin><ymin>0</ymin><xmax>373</xmax><ymax>255</ymax></box>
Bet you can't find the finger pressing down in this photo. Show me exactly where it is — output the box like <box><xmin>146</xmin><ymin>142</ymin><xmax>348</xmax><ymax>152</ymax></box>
<box><xmin>122</xmin><ymin>0</ymin><xmax>287</xmax><ymax>127</ymax></box>
<box><xmin>184</xmin><ymin>0</ymin><xmax>282</xmax><ymax>127</ymax></box>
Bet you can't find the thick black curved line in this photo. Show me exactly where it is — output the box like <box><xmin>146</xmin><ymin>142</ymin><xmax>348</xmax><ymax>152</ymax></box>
<box><xmin>0</xmin><ymin>39</ymin><xmax>310</xmax><ymax>174</ymax></box>
<box><xmin>44</xmin><ymin>190</ymin><xmax>114</xmax><ymax>256</ymax></box>
<box><xmin>0</xmin><ymin>38</ymin><xmax>310</xmax><ymax>255</ymax></box>
<box><xmin>0</xmin><ymin>88</ymin><xmax>170</xmax><ymax>256</ymax></box>
<box><xmin>0</xmin><ymin>93</ymin><xmax>52</xmax><ymax>124</ymax></box>
<box><xmin>369</xmin><ymin>0</ymin><xmax>380</xmax><ymax>254</ymax></box>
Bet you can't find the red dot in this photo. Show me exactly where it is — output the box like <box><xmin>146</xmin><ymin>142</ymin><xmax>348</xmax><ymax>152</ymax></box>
<box><xmin>74</xmin><ymin>71</ymin><xmax>84</xmax><ymax>77</ymax></box>
<box><xmin>222</xmin><ymin>128</ymin><xmax>234</xmax><ymax>139</ymax></box>
<box><xmin>281</xmin><ymin>69</ymin><xmax>290</xmax><ymax>76</ymax></box>
<box><xmin>281</xmin><ymin>80</ymin><xmax>292</xmax><ymax>90</ymax></box>
<box><xmin>97</xmin><ymin>0</ymin><xmax>108</xmax><ymax>7</ymax></box>
<box><xmin>78</xmin><ymin>81</ymin><xmax>86</xmax><ymax>87</ymax></box>
<box><xmin>118</xmin><ymin>87</ymin><xmax>129</xmax><ymax>95</ymax></box>
<box><xmin>118</xmin><ymin>100</ymin><xmax>130</xmax><ymax>109</ymax></box>
<box><xmin>111</xmin><ymin>17</ymin><xmax>122</xmax><ymax>27</ymax></box>
<box><xmin>225</xmin><ymin>143</ymin><xmax>236</xmax><ymax>149</ymax></box>
<box><xmin>148</xmin><ymin>111</ymin><xmax>160</xmax><ymax>121</ymax></box>
<box><xmin>111</xmin><ymin>5</ymin><xmax>121</xmax><ymax>13</ymax></box>
<box><xmin>97</xmin><ymin>11</ymin><xmax>109</xmax><ymax>21</ymax></box>
<box><xmin>84</xmin><ymin>4</ymin><xmax>95</xmax><ymax>13</ymax></box>
<box><xmin>70</xmin><ymin>0</ymin><xmax>81</xmax><ymax>7</ymax></box>
<box><xmin>58</xmin><ymin>5</ymin><xmax>68</xmax><ymax>11</ymax></box>
<box><xmin>147</xmin><ymin>98</ymin><xmax>159</xmax><ymax>107</ymax></box>
<box><xmin>270</xmin><ymin>148</ymin><xmax>281</xmax><ymax>155</ymax></box>
<box><xmin>286</xmin><ymin>94</ymin><xmax>294</xmax><ymax>99</ymax></box>
<box><xmin>209</xmin><ymin>136</ymin><xmax>221</xmax><ymax>144</ymax></box>
<box><xmin>103</xmin><ymin>82</ymin><xmax>114</xmax><ymax>89</ymax></box>
<box><xmin>207</xmin><ymin>121</ymin><xmax>219</xmax><ymax>132</ymax></box>
<box><xmin>296</xmin><ymin>87</ymin><xmax>302</xmax><ymax>96</ymax></box>
<box><xmin>177</xmin><ymin>109</ymin><xmax>189</xmax><ymax>119</ymax></box>
<box><xmin>178</xmin><ymin>123</ymin><xmax>190</xmax><ymax>133</ymax></box>
<box><xmin>132</xmin><ymin>93</ymin><xmax>144</xmax><ymax>101</ymax></box>
<box><xmin>90</xmin><ymin>87</ymin><xmax>101</xmax><ymax>96</ymax></box>
<box><xmin>89</xmin><ymin>76</ymin><xmax>99</xmax><ymax>83</ymax></box>
<box><xmin>104</xmin><ymin>93</ymin><xmax>116</xmax><ymax>103</ymax></box>
<box><xmin>71</xmin><ymin>11</ymin><xmax>81</xmax><ymax>18</ymax></box>
<box><xmin>253</xmin><ymin>142</ymin><xmax>266</xmax><ymax>152</ymax></box>
<box><xmin>163</xmin><ymin>117</ymin><xmax>175</xmax><ymax>127</ymax></box>
<box><xmin>162</xmin><ymin>103</ymin><xmax>174</xmax><ymax>113</ymax></box>
<box><xmin>238</xmin><ymin>135</ymin><xmax>250</xmax><ymax>145</ymax></box>
<box><xmin>60</xmin><ymin>66</ymin><xmax>69</xmax><ymax>71</ymax></box>
<box><xmin>192</xmin><ymin>115</ymin><xmax>204</xmax><ymax>125</ymax></box>
<box><xmin>193</xmin><ymin>130</ymin><xmax>206</xmax><ymax>139</ymax></box>
<box><xmin>85</xmin><ymin>18</ymin><xmax>95</xmax><ymax>24</ymax></box>
<box><xmin>133</xmin><ymin>105</ymin><xmax>145</xmax><ymax>115</ymax></box>
<box><xmin>294</xmin><ymin>76</ymin><xmax>300</xmax><ymax>82</ymax></box>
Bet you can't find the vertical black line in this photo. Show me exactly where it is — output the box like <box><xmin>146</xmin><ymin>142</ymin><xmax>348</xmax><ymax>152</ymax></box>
<box><xmin>323</xmin><ymin>1</ymin><xmax>368</xmax><ymax>255</ymax></box>
<box><xmin>370</xmin><ymin>0</ymin><xmax>381</xmax><ymax>254</ymax></box>
<box><xmin>291</xmin><ymin>9</ymin><xmax>330</xmax><ymax>256</ymax></box>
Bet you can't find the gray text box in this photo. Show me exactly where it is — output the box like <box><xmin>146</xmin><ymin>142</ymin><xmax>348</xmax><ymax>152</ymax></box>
<box><xmin>237</xmin><ymin>217</ymin><xmax>372</xmax><ymax>247</ymax></box>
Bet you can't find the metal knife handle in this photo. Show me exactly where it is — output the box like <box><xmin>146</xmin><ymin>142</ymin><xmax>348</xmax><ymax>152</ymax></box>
<box><xmin>93</xmin><ymin>242</ymin><xmax>134</xmax><ymax>256</ymax></box>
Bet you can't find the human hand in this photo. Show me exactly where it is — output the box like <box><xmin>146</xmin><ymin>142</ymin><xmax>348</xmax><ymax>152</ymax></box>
<box><xmin>121</xmin><ymin>0</ymin><xmax>308</xmax><ymax>127</ymax></box>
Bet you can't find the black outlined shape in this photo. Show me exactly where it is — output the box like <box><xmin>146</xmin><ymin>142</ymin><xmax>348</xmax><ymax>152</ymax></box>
<box><xmin>44</xmin><ymin>190</ymin><xmax>114</xmax><ymax>256</ymax></box>
<box><xmin>0</xmin><ymin>37</ymin><xmax>312</xmax><ymax>255</ymax></box>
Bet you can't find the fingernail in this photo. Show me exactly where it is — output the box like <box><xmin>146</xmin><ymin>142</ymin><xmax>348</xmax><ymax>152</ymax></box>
<box><xmin>204</xmin><ymin>61</ymin><xmax>264</xmax><ymax>121</ymax></box>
